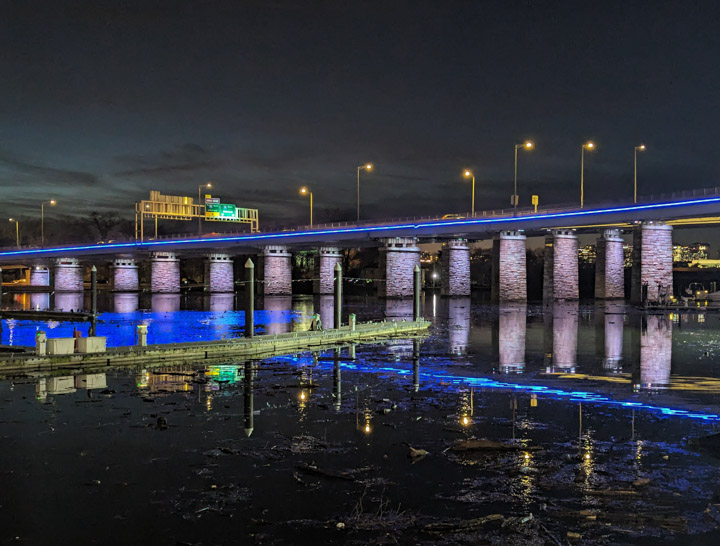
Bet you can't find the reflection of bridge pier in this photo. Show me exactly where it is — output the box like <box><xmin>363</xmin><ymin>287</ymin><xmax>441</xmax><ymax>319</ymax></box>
<box><xmin>262</xmin><ymin>295</ymin><xmax>292</xmax><ymax>334</ymax></box>
<box><xmin>633</xmin><ymin>314</ymin><xmax>672</xmax><ymax>390</ymax></box>
<box><xmin>594</xmin><ymin>301</ymin><xmax>625</xmax><ymax>372</ymax></box>
<box><xmin>447</xmin><ymin>297</ymin><xmax>470</xmax><ymax>356</ymax></box>
<box><xmin>545</xmin><ymin>301</ymin><xmax>578</xmax><ymax>372</ymax></box>
<box><xmin>498</xmin><ymin>303</ymin><xmax>527</xmax><ymax>373</ymax></box>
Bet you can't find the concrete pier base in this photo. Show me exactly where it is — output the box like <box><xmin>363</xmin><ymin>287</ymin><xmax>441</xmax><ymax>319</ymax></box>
<box><xmin>595</xmin><ymin>229</ymin><xmax>625</xmax><ymax>299</ymax></box>
<box><xmin>314</xmin><ymin>247</ymin><xmax>342</xmax><ymax>295</ymax></box>
<box><xmin>205</xmin><ymin>254</ymin><xmax>234</xmax><ymax>293</ymax></box>
<box><xmin>441</xmin><ymin>239</ymin><xmax>471</xmax><ymax>297</ymax></box>
<box><xmin>261</xmin><ymin>246</ymin><xmax>292</xmax><ymax>296</ymax></box>
<box><xmin>30</xmin><ymin>266</ymin><xmax>50</xmax><ymax>287</ymax></box>
<box><xmin>492</xmin><ymin>231</ymin><xmax>527</xmax><ymax>302</ymax></box>
<box><xmin>112</xmin><ymin>258</ymin><xmax>139</xmax><ymax>292</ymax></box>
<box><xmin>54</xmin><ymin>258</ymin><xmax>83</xmax><ymax>292</ymax></box>
<box><xmin>379</xmin><ymin>237</ymin><xmax>420</xmax><ymax>298</ymax></box>
<box><xmin>544</xmin><ymin>230</ymin><xmax>578</xmax><ymax>301</ymax></box>
<box><xmin>631</xmin><ymin>222</ymin><xmax>673</xmax><ymax>304</ymax></box>
<box><xmin>151</xmin><ymin>252</ymin><xmax>180</xmax><ymax>293</ymax></box>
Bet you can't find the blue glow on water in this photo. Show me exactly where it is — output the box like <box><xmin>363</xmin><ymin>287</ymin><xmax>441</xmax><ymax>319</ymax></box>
<box><xmin>0</xmin><ymin>309</ymin><xmax>300</xmax><ymax>347</ymax></box>
<box><xmin>2</xmin><ymin>195</ymin><xmax>719</xmax><ymax>258</ymax></box>
<box><xmin>279</xmin><ymin>352</ymin><xmax>720</xmax><ymax>425</ymax></box>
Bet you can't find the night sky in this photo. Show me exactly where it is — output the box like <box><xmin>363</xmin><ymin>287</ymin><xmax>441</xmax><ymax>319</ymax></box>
<box><xmin>2</xmin><ymin>1</ymin><xmax>720</xmax><ymax>243</ymax></box>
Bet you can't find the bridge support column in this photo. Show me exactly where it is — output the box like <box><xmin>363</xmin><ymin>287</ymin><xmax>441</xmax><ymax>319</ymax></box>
<box><xmin>441</xmin><ymin>239</ymin><xmax>470</xmax><ymax>296</ymax></box>
<box><xmin>204</xmin><ymin>253</ymin><xmax>234</xmax><ymax>293</ymax></box>
<box><xmin>314</xmin><ymin>247</ymin><xmax>342</xmax><ymax>295</ymax></box>
<box><xmin>631</xmin><ymin>222</ymin><xmax>673</xmax><ymax>304</ymax></box>
<box><xmin>595</xmin><ymin>229</ymin><xmax>625</xmax><ymax>299</ymax></box>
<box><xmin>30</xmin><ymin>265</ymin><xmax>50</xmax><ymax>287</ymax></box>
<box><xmin>111</xmin><ymin>258</ymin><xmax>139</xmax><ymax>292</ymax></box>
<box><xmin>543</xmin><ymin>229</ymin><xmax>578</xmax><ymax>301</ymax></box>
<box><xmin>491</xmin><ymin>231</ymin><xmax>526</xmax><ymax>302</ymax></box>
<box><xmin>261</xmin><ymin>245</ymin><xmax>292</xmax><ymax>296</ymax></box>
<box><xmin>379</xmin><ymin>237</ymin><xmax>420</xmax><ymax>298</ymax></box>
<box><xmin>54</xmin><ymin>258</ymin><xmax>83</xmax><ymax>292</ymax></box>
<box><xmin>151</xmin><ymin>252</ymin><xmax>180</xmax><ymax>293</ymax></box>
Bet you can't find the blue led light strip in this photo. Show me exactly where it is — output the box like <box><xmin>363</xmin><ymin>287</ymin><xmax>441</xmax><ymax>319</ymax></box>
<box><xmin>278</xmin><ymin>353</ymin><xmax>720</xmax><ymax>423</ymax></box>
<box><xmin>3</xmin><ymin>195</ymin><xmax>720</xmax><ymax>258</ymax></box>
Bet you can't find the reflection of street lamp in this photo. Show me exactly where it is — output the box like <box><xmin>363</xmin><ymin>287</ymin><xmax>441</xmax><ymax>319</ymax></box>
<box><xmin>41</xmin><ymin>200</ymin><xmax>56</xmax><ymax>246</ymax></box>
<box><xmin>356</xmin><ymin>163</ymin><xmax>373</xmax><ymax>222</ymax></box>
<box><xmin>463</xmin><ymin>170</ymin><xmax>475</xmax><ymax>216</ymax></box>
<box><xmin>198</xmin><ymin>182</ymin><xmax>212</xmax><ymax>235</ymax></box>
<box><xmin>514</xmin><ymin>141</ymin><xmax>533</xmax><ymax>216</ymax></box>
<box><xmin>300</xmin><ymin>186</ymin><xmax>313</xmax><ymax>227</ymax></box>
<box><xmin>634</xmin><ymin>144</ymin><xmax>646</xmax><ymax>203</ymax></box>
<box><xmin>580</xmin><ymin>141</ymin><xmax>595</xmax><ymax>209</ymax></box>
<box><xmin>8</xmin><ymin>218</ymin><xmax>19</xmax><ymax>248</ymax></box>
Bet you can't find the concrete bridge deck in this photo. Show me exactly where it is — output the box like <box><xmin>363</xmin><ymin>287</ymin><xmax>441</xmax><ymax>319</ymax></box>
<box><xmin>2</xmin><ymin>193</ymin><xmax>720</xmax><ymax>261</ymax></box>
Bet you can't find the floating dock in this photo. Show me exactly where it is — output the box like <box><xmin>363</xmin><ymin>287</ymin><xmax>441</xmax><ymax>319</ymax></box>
<box><xmin>0</xmin><ymin>319</ymin><xmax>430</xmax><ymax>375</ymax></box>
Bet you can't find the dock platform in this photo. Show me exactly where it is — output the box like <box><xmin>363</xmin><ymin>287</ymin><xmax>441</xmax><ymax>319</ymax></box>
<box><xmin>0</xmin><ymin>319</ymin><xmax>430</xmax><ymax>375</ymax></box>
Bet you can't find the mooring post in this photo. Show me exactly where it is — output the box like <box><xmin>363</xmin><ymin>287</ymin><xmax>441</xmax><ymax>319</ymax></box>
<box><xmin>0</xmin><ymin>267</ymin><xmax>3</xmax><ymax>309</ymax></box>
<box><xmin>412</xmin><ymin>338</ymin><xmax>420</xmax><ymax>392</ymax></box>
<box><xmin>334</xmin><ymin>262</ymin><xmax>342</xmax><ymax>329</ymax></box>
<box><xmin>245</xmin><ymin>258</ymin><xmax>255</xmax><ymax>337</ymax></box>
<box><xmin>413</xmin><ymin>264</ymin><xmax>421</xmax><ymax>321</ymax></box>
<box><xmin>90</xmin><ymin>265</ymin><xmax>97</xmax><ymax>336</ymax></box>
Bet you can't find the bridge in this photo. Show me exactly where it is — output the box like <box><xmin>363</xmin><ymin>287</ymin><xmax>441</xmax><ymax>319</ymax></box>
<box><xmin>2</xmin><ymin>188</ymin><xmax>720</xmax><ymax>305</ymax></box>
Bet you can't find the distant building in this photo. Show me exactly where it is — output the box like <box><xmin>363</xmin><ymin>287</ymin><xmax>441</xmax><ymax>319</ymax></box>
<box><xmin>578</xmin><ymin>245</ymin><xmax>596</xmax><ymax>264</ymax></box>
<box><xmin>673</xmin><ymin>242</ymin><xmax>709</xmax><ymax>263</ymax></box>
<box><xmin>623</xmin><ymin>244</ymin><xmax>633</xmax><ymax>268</ymax></box>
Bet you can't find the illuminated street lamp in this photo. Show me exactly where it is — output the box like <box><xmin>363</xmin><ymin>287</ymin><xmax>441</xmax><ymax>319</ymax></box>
<box><xmin>580</xmin><ymin>141</ymin><xmax>595</xmax><ymax>209</ymax></box>
<box><xmin>40</xmin><ymin>199</ymin><xmax>56</xmax><ymax>246</ymax></box>
<box><xmin>198</xmin><ymin>182</ymin><xmax>212</xmax><ymax>235</ymax></box>
<box><xmin>356</xmin><ymin>163</ymin><xmax>373</xmax><ymax>222</ymax></box>
<box><xmin>514</xmin><ymin>141</ymin><xmax>533</xmax><ymax>216</ymax></box>
<box><xmin>8</xmin><ymin>218</ymin><xmax>19</xmax><ymax>248</ymax></box>
<box><xmin>300</xmin><ymin>186</ymin><xmax>313</xmax><ymax>227</ymax></box>
<box><xmin>634</xmin><ymin>144</ymin><xmax>646</xmax><ymax>203</ymax></box>
<box><xmin>463</xmin><ymin>170</ymin><xmax>475</xmax><ymax>216</ymax></box>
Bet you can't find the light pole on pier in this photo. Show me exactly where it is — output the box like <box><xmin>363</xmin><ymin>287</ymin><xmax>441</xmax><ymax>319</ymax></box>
<box><xmin>463</xmin><ymin>170</ymin><xmax>475</xmax><ymax>216</ymax></box>
<box><xmin>40</xmin><ymin>200</ymin><xmax>56</xmax><ymax>247</ymax></box>
<box><xmin>634</xmin><ymin>144</ymin><xmax>646</xmax><ymax>203</ymax></box>
<box><xmin>198</xmin><ymin>182</ymin><xmax>212</xmax><ymax>235</ymax></box>
<box><xmin>514</xmin><ymin>141</ymin><xmax>533</xmax><ymax>216</ymax></box>
<box><xmin>580</xmin><ymin>141</ymin><xmax>595</xmax><ymax>209</ymax></box>
<box><xmin>8</xmin><ymin>218</ymin><xmax>19</xmax><ymax>248</ymax></box>
<box><xmin>300</xmin><ymin>186</ymin><xmax>313</xmax><ymax>227</ymax></box>
<box><xmin>356</xmin><ymin>163</ymin><xmax>373</xmax><ymax>222</ymax></box>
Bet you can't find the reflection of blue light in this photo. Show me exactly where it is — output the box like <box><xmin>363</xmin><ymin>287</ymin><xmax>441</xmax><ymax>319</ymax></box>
<box><xmin>2</xmin><ymin>195</ymin><xmax>720</xmax><ymax>258</ymax></box>
<box><xmin>275</xmin><ymin>352</ymin><xmax>720</xmax><ymax>425</ymax></box>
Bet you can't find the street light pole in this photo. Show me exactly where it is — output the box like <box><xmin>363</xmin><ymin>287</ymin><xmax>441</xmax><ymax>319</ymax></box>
<box><xmin>40</xmin><ymin>199</ymin><xmax>56</xmax><ymax>247</ymax></box>
<box><xmin>463</xmin><ymin>170</ymin><xmax>475</xmax><ymax>216</ymax></box>
<box><xmin>580</xmin><ymin>142</ymin><xmax>595</xmax><ymax>209</ymax></box>
<box><xmin>198</xmin><ymin>182</ymin><xmax>212</xmax><ymax>235</ymax></box>
<box><xmin>356</xmin><ymin>163</ymin><xmax>373</xmax><ymax>222</ymax></box>
<box><xmin>8</xmin><ymin>219</ymin><xmax>18</xmax><ymax>248</ymax></box>
<box><xmin>634</xmin><ymin>144</ymin><xmax>646</xmax><ymax>203</ymax></box>
<box><xmin>300</xmin><ymin>186</ymin><xmax>313</xmax><ymax>227</ymax></box>
<box><xmin>514</xmin><ymin>141</ymin><xmax>534</xmax><ymax>216</ymax></box>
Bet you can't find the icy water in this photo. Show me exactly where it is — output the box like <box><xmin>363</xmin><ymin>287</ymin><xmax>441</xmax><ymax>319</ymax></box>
<box><xmin>2</xmin><ymin>293</ymin><xmax>720</xmax><ymax>544</ymax></box>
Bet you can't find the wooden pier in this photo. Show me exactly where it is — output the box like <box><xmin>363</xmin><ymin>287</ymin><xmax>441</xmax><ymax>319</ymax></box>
<box><xmin>0</xmin><ymin>319</ymin><xmax>430</xmax><ymax>375</ymax></box>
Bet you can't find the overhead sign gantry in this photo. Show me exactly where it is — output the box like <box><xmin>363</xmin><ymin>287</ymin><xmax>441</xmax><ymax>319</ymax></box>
<box><xmin>135</xmin><ymin>191</ymin><xmax>259</xmax><ymax>240</ymax></box>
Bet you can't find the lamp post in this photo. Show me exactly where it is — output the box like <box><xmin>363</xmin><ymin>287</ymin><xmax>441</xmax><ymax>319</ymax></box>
<box><xmin>634</xmin><ymin>144</ymin><xmax>646</xmax><ymax>203</ymax></box>
<box><xmin>463</xmin><ymin>170</ymin><xmax>475</xmax><ymax>216</ymax></box>
<box><xmin>580</xmin><ymin>141</ymin><xmax>595</xmax><ymax>209</ymax></box>
<box><xmin>41</xmin><ymin>199</ymin><xmax>56</xmax><ymax>246</ymax></box>
<box><xmin>198</xmin><ymin>182</ymin><xmax>212</xmax><ymax>235</ymax></box>
<box><xmin>514</xmin><ymin>141</ymin><xmax>534</xmax><ymax>216</ymax></box>
<box><xmin>8</xmin><ymin>218</ymin><xmax>19</xmax><ymax>248</ymax></box>
<box><xmin>356</xmin><ymin>163</ymin><xmax>373</xmax><ymax>222</ymax></box>
<box><xmin>300</xmin><ymin>186</ymin><xmax>313</xmax><ymax>227</ymax></box>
